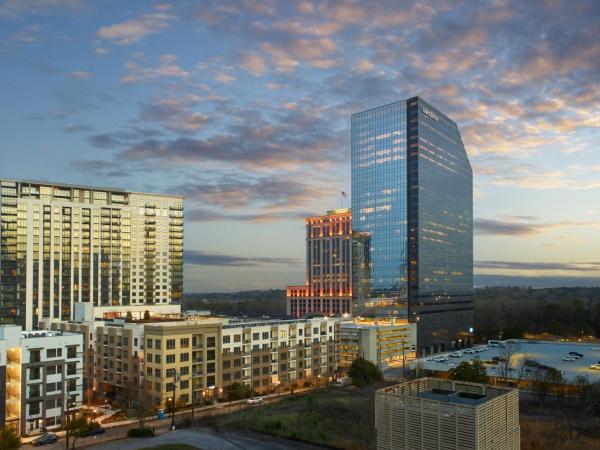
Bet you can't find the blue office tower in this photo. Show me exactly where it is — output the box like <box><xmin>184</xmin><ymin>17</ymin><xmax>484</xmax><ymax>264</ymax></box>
<box><xmin>351</xmin><ymin>97</ymin><xmax>473</xmax><ymax>355</ymax></box>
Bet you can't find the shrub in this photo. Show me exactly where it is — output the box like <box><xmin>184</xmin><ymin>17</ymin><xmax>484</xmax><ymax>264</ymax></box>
<box><xmin>127</xmin><ymin>427</ymin><xmax>154</xmax><ymax>437</ymax></box>
<box><xmin>348</xmin><ymin>357</ymin><xmax>383</xmax><ymax>387</ymax></box>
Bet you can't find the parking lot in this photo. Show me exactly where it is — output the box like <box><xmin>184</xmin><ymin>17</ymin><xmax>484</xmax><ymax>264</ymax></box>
<box><xmin>410</xmin><ymin>340</ymin><xmax>600</xmax><ymax>382</ymax></box>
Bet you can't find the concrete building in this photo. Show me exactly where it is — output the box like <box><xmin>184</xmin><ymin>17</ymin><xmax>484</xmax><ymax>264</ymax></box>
<box><xmin>287</xmin><ymin>208</ymin><xmax>352</xmax><ymax>317</ymax></box>
<box><xmin>340</xmin><ymin>318</ymin><xmax>416</xmax><ymax>369</ymax></box>
<box><xmin>351</xmin><ymin>98</ymin><xmax>473</xmax><ymax>355</ymax></box>
<box><xmin>375</xmin><ymin>378</ymin><xmax>520</xmax><ymax>450</ymax></box>
<box><xmin>144</xmin><ymin>317</ymin><xmax>340</xmax><ymax>408</ymax></box>
<box><xmin>0</xmin><ymin>179</ymin><xmax>184</xmax><ymax>329</ymax></box>
<box><xmin>0</xmin><ymin>325</ymin><xmax>84</xmax><ymax>436</ymax></box>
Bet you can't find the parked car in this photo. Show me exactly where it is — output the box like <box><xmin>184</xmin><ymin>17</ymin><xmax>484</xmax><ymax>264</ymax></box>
<box><xmin>590</xmin><ymin>364</ymin><xmax>600</xmax><ymax>370</ymax></box>
<box><xmin>449</xmin><ymin>352</ymin><xmax>462</xmax><ymax>358</ymax></box>
<box><xmin>562</xmin><ymin>356</ymin><xmax>577</xmax><ymax>361</ymax></box>
<box><xmin>32</xmin><ymin>434</ymin><xmax>59</xmax><ymax>446</ymax></box>
<box><xmin>246</xmin><ymin>396</ymin><xmax>263</xmax><ymax>404</ymax></box>
<box><xmin>333</xmin><ymin>377</ymin><xmax>351</xmax><ymax>387</ymax></box>
<box><xmin>568</xmin><ymin>351</ymin><xmax>584</xmax><ymax>358</ymax></box>
<box><xmin>85</xmin><ymin>426</ymin><xmax>106</xmax><ymax>436</ymax></box>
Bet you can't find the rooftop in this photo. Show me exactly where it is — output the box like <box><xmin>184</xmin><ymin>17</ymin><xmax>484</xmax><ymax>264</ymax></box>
<box><xmin>378</xmin><ymin>377</ymin><xmax>516</xmax><ymax>408</ymax></box>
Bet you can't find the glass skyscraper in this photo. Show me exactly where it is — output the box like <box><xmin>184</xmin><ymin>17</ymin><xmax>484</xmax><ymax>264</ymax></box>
<box><xmin>351</xmin><ymin>97</ymin><xmax>473</xmax><ymax>355</ymax></box>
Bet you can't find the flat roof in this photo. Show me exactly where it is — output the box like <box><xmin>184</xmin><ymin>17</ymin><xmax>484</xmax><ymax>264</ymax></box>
<box><xmin>2</xmin><ymin>178</ymin><xmax>184</xmax><ymax>199</ymax></box>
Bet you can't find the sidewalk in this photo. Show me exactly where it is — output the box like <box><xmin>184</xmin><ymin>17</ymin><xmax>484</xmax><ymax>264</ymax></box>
<box><xmin>22</xmin><ymin>385</ymin><xmax>323</xmax><ymax>444</ymax></box>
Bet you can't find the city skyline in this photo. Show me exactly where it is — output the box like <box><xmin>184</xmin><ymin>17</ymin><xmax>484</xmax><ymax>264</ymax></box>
<box><xmin>1</xmin><ymin>1</ymin><xmax>599</xmax><ymax>291</ymax></box>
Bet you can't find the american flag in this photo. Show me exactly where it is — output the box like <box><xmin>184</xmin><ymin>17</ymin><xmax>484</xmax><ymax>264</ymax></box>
<box><xmin>341</xmin><ymin>191</ymin><xmax>347</xmax><ymax>198</ymax></box>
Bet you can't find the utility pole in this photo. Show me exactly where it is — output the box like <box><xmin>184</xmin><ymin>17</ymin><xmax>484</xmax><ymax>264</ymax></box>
<box><xmin>170</xmin><ymin>372</ymin><xmax>179</xmax><ymax>430</ymax></box>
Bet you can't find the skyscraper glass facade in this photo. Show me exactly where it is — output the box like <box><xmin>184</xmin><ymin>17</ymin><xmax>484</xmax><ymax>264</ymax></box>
<box><xmin>352</xmin><ymin>97</ymin><xmax>473</xmax><ymax>355</ymax></box>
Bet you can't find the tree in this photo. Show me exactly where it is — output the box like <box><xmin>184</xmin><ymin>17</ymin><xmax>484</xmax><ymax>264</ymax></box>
<box><xmin>66</xmin><ymin>417</ymin><xmax>98</xmax><ymax>449</ymax></box>
<box><xmin>348</xmin><ymin>357</ymin><xmax>383</xmax><ymax>387</ymax></box>
<box><xmin>225</xmin><ymin>382</ymin><xmax>253</xmax><ymax>401</ymax></box>
<box><xmin>132</xmin><ymin>384</ymin><xmax>154</xmax><ymax>428</ymax></box>
<box><xmin>0</xmin><ymin>429</ymin><xmax>21</xmax><ymax>450</ymax></box>
<box><xmin>502</xmin><ymin>325</ymin><xmax>523</xmax><ymax>340</ymax></box>
<box><xmin>448</xmin><ymin>359</ymin><xmax>488</xmax><ymax>383</ymax></box>
<box><xmin>498</xmin><ymin>342</ymin><xmax>519</xmax><ymax>385</ymax></box>
<box><xmin>533</xmin><ymin>367</ymin><xmax>564</xmax><ymax>403</ymax></box>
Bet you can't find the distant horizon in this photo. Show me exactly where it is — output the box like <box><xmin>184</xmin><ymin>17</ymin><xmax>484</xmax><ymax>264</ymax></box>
<box><xmin>185</xmin><ymin>277</ymin><xmax>600</xmax><ymax>294</ymax></box>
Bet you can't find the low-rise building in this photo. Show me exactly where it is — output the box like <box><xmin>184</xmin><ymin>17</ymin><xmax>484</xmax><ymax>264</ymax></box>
<box><xmin>0</xmin><ymin>325</ymin><xmax>84</xmax><ymax>436</ymax></box>
<box><xmin>341</xmin><ymin>318</ymin><xmax>416</xmax><ymax>369</ymax></box>
<box><xmin>375</xmin><ymin>378</ymin><xmax>520</xmax><ymax>450</ymax></box>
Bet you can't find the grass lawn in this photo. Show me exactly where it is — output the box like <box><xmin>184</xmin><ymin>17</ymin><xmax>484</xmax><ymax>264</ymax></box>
<box><xmin>138</xmin><ymin>445</ymin><xmax>200</xmax><ymax>450</ymax></box>
<box><xmin>214</xmin><ymin>386</ymin><xmax>380</xmax><ymax>449</ymax></box>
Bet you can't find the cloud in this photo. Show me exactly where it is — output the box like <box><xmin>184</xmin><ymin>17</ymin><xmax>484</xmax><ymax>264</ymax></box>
<box><xmin>121</xmin><ymin>54</ymin><xmax>190</xmax><ymax>83</ymax></box>
<box><xmin>0</xmin><ymin>0</ymin><xmax>83</xmax><ymax>19</ymax></box>
<box><xmin>186</xmin><ymin>208</ymin><xmax>311</xmax><ymax>223</ymax></box>
<box><xmin>69</xmin><ymin>70</ymin><xmax>90</xmax><ymax>78</ymax></box>
<box><xmin>184</xmin><ymin>250</ymin><xmax>301</xmax><ymax>267</ymax></box>
<box><xmin>240</xmin><ymin>52</ymin><xmax>268</xmax><ymax>76</ymax></box>
<box><xmin>98</xmin><ymin>9</ymin><xmax>177</xmax><ymax>45</ymax></box>
<box><xmin>214</xmin><ymin>72</ymin><xmax>236</xmax><ymax>83</ymax></box>
<box><xmin>174</xmin><ymin>175</ymin><xmax>323</xmax><ymax>210</ymax></box>
<box><xmin>137</xmin><ymin>95</ymin><xmax>208</xmax><ymax>132</ymax></box>
<box><xmin>475</xmin><ymin>260</ymin><xmax>600</xmax><ymax>272</ymax></box>
<box><xmin>475</xmin><ymin>218</ymin><xmax>600</xmax><ymax>236</ymax></box>
<box><xmin>353</xmin><ymin>59</ymin><xmax>375</xmax><ymax>73</ymax></box>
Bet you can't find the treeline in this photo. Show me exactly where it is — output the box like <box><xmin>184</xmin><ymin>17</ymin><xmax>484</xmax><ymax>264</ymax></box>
<box><xmin>183</xmin><ymin>289</ymin><xmax>286</xmax><ymax>317</ymax></box>
<box><xmin>183</xmin><ymin>287</ymin><xmax>600</xmax><ymax>339</ymax></box>
<box><xmin>474</xmin><ymin>287</ymin><xmax>600</xmax><ymax>341</ymax></box>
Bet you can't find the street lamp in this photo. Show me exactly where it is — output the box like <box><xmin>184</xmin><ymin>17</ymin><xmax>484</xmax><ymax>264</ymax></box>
<box><xmin>275</xmin><ymin>381</ymin><xmax>281</xmax><ymax>397</ymax></box>
<box><xmin>317</xmin><ymin>374</ymin><xmax>321</xmax><ymax>390</ymax></box>
<box><xmin>170</xmin><ymin>371</ymin><xmax>180</xmax><ymax>431</ymax></box>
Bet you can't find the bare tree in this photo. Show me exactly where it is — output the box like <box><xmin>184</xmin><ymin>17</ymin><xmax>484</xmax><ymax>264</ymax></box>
<box><xmin>498</xmin><ymin>341</ymin><xmax>520</xmax><ymax>385</ymax></box>
<box><xmin>132</xmin><ymin>383</ymin><xmax>154</xmax><ymax>428</ymax></box>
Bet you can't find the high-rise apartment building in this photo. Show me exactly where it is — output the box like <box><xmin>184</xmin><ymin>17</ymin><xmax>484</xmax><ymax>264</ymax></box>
<box><xmin>0</xmin><ymin>179</ymin><xmax>184</xmax><ymax>329</ymax></box>
<box><xmin>351</xmin><ymin>97</ymin><xmax>473</xmax><ymax>355</ymax></box>
<box><xmin>287</xmin><ymin>209</ymin><xmax>352</xmax><ymax>317</ymax></box>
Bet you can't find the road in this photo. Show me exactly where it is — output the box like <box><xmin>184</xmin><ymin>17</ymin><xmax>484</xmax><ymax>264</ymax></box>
<box><xmin>22</xmin><ymin>387</ymin><xmax>325</xmax><ymax>450</ymax></box>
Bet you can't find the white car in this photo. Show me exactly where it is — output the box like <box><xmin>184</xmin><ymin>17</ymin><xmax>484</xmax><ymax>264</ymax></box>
<box><xmin>449</xmin><ymin>352</ymin><xmax>462</xmax><ymax>358</ymax></box>
<box><xmin>464</xmin><ymin>349</ymin><xmax>476</xmax><ymax>354</ymax></box>
<box><xmin>562</xmin><ymin>356</ymin><xmax>576</xmax><ymax>362</ymax></box>
<box><xmin>590</xmin><ymin>364</ymin><xmax>600</xmax><ymax>370</ymax></box>
<box><xmin>246</xmin><ymin>396</ymin><xmax>263</xmax><ymax>404</ymax></box>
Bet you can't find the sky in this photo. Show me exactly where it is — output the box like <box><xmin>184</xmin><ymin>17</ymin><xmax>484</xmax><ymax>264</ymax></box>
<box><xmin>1</xmin><ymin>0</ymin><xmax>599</xmax><ymax>292</ymax></box>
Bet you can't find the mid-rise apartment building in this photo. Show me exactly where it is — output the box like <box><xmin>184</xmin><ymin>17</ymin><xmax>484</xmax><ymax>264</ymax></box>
<box><xmin>0</xmin><ymin>325</ymin><xmax>84</xmax><ymax>436</ymax></box>
<box><xmin>0</xmin><ymin>179</ymin><xmax>184</xmax><ymax>329</ymax></box>
<box><xmin>340</xmin><ymin>318</ymin><xmax>416</xmax><ymax>369</ymax></box>
<box><xmin>375</xmin><ymin>378</ymin><xmax>520</xmax><ymax>450</ymax></box>
<box><xmin>287</xmin><ymin>209</ymin><xmax>352</xmax><ymax>317</ymax></box>
<box><xmin>144</xmin><ymin>317</ymin><xmax>340</xmax><ymax>408</ymax></box>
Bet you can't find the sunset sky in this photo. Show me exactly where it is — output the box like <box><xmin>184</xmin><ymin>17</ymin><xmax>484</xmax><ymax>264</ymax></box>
<box><xmin>1</xmin><ymin>0</ymin><xmax>599</xmax><ymax>291</ymax></box>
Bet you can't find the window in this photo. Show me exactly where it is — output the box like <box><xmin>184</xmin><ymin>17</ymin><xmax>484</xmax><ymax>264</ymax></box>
<box><xmin>146</xmin><ymin>339</ymin><xmax>153</xmax><ymax>349</ymax></box>
<box><xmin>180</xmin><ymin>353</ymin><xmax>189</xmax><ymax>362</ymax></box>
<box><xmin>206</xmin><ymin>350</ymin><xmax>215</xmax><ymax>361</ymax></box>
<box><xmin>46</xmin><ymin>399</ymin><xmax>58</xmax><ymax>409</ymax></box>
<box><xmin>223</xmin><ymin>335</ymin><xmax>230</xmax><ymax>344</ymax></box>
<box><xmin>252</xmin><ymin>332</ymin><xmax>260</xmax><ymax>340</ymax></box>
<box><xmin>46</xmin><ymin>365</ymin><xmax>61</xmax><ymax>375</ymax></box>
<box><xmin>207</xmin><ymin>362</ymin><xmax>215</xmax><ymax>373</ymax></box>
<box><xmin>233</xmin><ymin>335</ymin><xmax>241</xmax><ymax>343</ymax></box>
<box><xmin>166</xmin><ymin>355</ymin><xmax>175</xmax><ymax>364</ymax></box>
<box><xmin>252</xmin><ymin>345</ymin><xmax>259</xmax><ymax>351</ymax></box>
<box><xmin>29</xmin><ymin>401</ymin><xmax>41</xmax><ymax>415</ymax></box>
<box><xmin>223</xmin><ymin>360</ymin><xmax>230</xmax><ymax>369</ymax></box>
<box><xmin>180</xmin><ymin>338</ymin><xmax>189</xmax><ymax>348</ymax></box>
<box><xmin>46</xmin><ymin>348</ymin><xmax>62</xmax><ymax>358</ymax></box>
<box><xmin>166</xmin><ymin>339</ymin><xmax>176</xmax><ymax>350</ymax></box>
<box><xmin>68</xmin><ymin>379</ymin><xmax>76</xmax><ymax>392</ymax></box>
<box><xmin>67</xmin><ymin>346</ymin><xmax>77</xmax><ymax>359</ymax></box>
<box><xmin>155</xmin><ymin>355</ymin><xmax>161</xmax><ymax>363</ymax></box>
<box><xmin>253</xmin><ymin>368</ymin><xmax>260</xmax><ymax>376</ymax></box>
<box><xmin>155</xmin><ymin>383</ymin><xmax>161</xmax><ymax>392</ymax></box>
<box><xmin>262</xmin><ymin>366</ymin><xmax>269</xmax><ymax>375</ymax></box>
<box><xmin>166</xmin><ymin>368</ymin><xmax>175</xmax><ymax>378</ymax></box>
<box><xmin>155</xmin><ymin>339</ymin><xmax>162</xmax><ymax>349</ymax></box>
<box><xmin>180</xmin><ymin>366</ymin><xmax>189</xmax><ymax>376</ymax></box>
<box><xmin>30</xmin><ymin>349</ymin><xmax>41</xmax><ymax>362</ymax></box>
<box><xmin>262</xmin><ymin>355</ymin><xmax>269</xmax><ymax>363</ymax></box>
<box><xmin>234</xmin><ymin>359</ymin><xmax>241</xmax><ymax>367</ymax></box>
<box><xmin>262</xmin><ymin>332</ymin><xmax>269</xmax><ymax>339</ymax></box>
<box><xmin>180</xmin><ymin>380</ymin><xmax>189</xmax><ymax>389</ymax></box>
<box><xmin>146</xmin><ymin>354</ymin><xmax>153</xmax><ymax>363</ymax></box>
<box><xmin>147</xmin><ymin>367</ymin><xmax>152</xmax><ymax>376</ymax></box>
<box><xmin>30</xmin><ymin>367</ymin><xmax>41</xmax><ymax>380</ymax></box>
<box><xmin>29</xmin><ymin>385</ymin><xmax>41</xmax><ymax>397</ymax></box>
<box><xmin>253</xmin><ymin>356</ymin><xmax>260</xmax><ymax>364</ymax></box>
<box><xmin>206</xmin><ymin>336</ymin><xmax>216</xmax><ymax>348</ymax></box>
<box><xmin>223</xmin><ymin>373</ymin><xmax>231</xmax><ymax>381</ymax></box>
<box><xmin>154</xmin><ymin>369</ymin><xmax>161</xmax><ymax>377</ymax></box>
